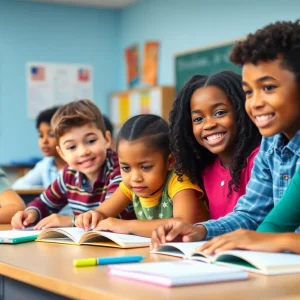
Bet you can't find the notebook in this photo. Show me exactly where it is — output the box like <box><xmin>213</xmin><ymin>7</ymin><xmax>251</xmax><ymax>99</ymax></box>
<box><xmin>108</xmin><ymin>260</ymin><xmax>248</xmax><ymax>287</ymax></box>
<box><xmin>36</xmin><ymin>227</ymin><xmax>150</xmax><ymax>248</ymax></box>
<box><xmin>0</xmin><ymin>230</ymin><xmax>41</xmax><ymax>244</ymax></box>
<box><xmin>151</xmin><ymin>242</ymin><xmax>300</xmax><ymax>275</ymax></box>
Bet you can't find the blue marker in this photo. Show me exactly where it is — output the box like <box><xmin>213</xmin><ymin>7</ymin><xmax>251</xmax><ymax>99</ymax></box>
<box><xmin>73</xmin><ymin>255</ymin><xmax>145</xmax><ymax>267</ymax></box>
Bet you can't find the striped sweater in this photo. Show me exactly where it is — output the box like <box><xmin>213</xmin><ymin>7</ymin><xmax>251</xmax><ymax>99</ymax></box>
<box><xmin>26</xmin><ymin>149</ymin><xmax>135</xmax><ymax>220</ymax></box>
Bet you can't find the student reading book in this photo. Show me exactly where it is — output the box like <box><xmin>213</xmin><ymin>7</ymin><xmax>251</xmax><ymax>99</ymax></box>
<box><xmin>151</xmin><ymin>242</ymin><xmax>300</xmax><ymax>275</ymax></box>
<box><xmin>11</xmin><ymin>100</ymin><xmax>134</xmax><ymax>230</ymax></box>
<box><xmin>151</xmin><ymin>20</ymin><xmax>300</xmax><ymax>250</ymax></box>
<box><xmin>76</xmin><ymin>114</ymin><xmax>209</xmax><ymax>237</ymax></box>
<box><xmin>36</xmin><ymin>227</ymin><xmax>150</xmax><ymax>248</ymax></box>
<box><xmin>108</xmin><ymin>260</ymin><xmax>248</xmax><ymax>287</ymax></box>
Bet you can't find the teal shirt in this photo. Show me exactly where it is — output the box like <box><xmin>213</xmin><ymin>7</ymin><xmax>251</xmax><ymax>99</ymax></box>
<box><xmin>0</xmin><ymin>168</ymin><xmax>11</xmax><ymax>194</ymax></box>
<box><xmin>257</xmin><ymin>167</ymin><xmax>300</xmax><ymax>233</ymax></box>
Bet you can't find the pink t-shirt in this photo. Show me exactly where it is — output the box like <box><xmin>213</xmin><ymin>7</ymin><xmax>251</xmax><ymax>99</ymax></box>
<box><xmin>201</xmin><ymin>146</ymin><xmax>260</xmax><ymax>220</ymax></box>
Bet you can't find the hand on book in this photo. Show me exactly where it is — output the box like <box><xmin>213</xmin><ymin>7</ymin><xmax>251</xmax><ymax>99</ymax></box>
<box><xmin>75</xmin><ymin>210</ymin><xmax>106</xmax><ymax>231</ymax></box>
<box><xmin>33</xmin><ymin>214</ymin><xmax>73</xmax><ymax>230</ymax></box>
<box><xmin>151</xmin><ymin>219</ymin><xmax>207</xmax><ymax>250</ymax></box>
<box><xmin>94</xmin><ymin>217</ymin><xmax>130</xmax><ymax>234</ymax></box>
<box><xmin>11</xmin><ymin>209</ymin><xmax>39</xmax><ymax>229</ymax></box>
<box><xmin>198</xmin><ymin>229</ymin><xmax>289</xmax><ymax>255</ymax></box>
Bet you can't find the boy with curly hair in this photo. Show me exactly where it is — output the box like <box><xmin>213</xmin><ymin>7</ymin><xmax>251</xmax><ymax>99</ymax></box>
<box><xmin>151</xmin><ymin>20</ymin><xmax>300</xmax><ymax>251</ymax></box>
<box><xmin>11</xmin><ymin>100</ymin><xmax>134</xmax><ymax>229</ymax></box>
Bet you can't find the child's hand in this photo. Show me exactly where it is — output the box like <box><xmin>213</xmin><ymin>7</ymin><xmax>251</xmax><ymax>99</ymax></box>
<box><xmin>151</xmin><ymin>219</ymin><xmax>206</xmax><ymax>250</ymax></box>
<box><xmin>75</xmin><ymin>210</ymin><xmax>105</xmax><ymax>231</ymax></box>
<box><xmin>11</xmin><ymin>210</ymin><xmax>39</xmax><ymax>229</ymax></box>
<box><xmin>94</xmin><ymin>218</ymin><xmax>130</xmax><ymax>234</ymax></box>
<box><xmin>33</xmin><ymin>214</ymin><xmax>72</xmax><ymax>230</ymax></box>
<box><xmin>198</xmin><ymin>229</ymin><xmax>287</xmax><ymax>255</ymax></box>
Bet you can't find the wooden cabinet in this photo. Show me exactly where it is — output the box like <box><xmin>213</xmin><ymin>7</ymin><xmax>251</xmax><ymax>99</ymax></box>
<box><xmin>110</xmin><ymin>86</ymin><xmax>174</xmax><ymax>129</ymax></box>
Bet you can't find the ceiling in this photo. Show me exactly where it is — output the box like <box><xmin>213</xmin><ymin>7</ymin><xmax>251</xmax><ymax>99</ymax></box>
<box><xmin>23</xmin><ymin>0</ymin><xmax>139</xmax><ymax>8</ymax></box>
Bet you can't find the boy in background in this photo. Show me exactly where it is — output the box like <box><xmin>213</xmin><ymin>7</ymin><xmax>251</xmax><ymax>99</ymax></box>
<box><xmin>11</xmin><ymin>99</ymin><xmax>134</xmax><ymax>229</ymax></box>
<box><xmin>13</xmin><ymin>106</ymin><xmax>65</xmax><ymax>189</ymax></box>
<box><xmin>0</xmin><ymin>168</ymin><xmax>25</xmax><ymax>223</ymax></box>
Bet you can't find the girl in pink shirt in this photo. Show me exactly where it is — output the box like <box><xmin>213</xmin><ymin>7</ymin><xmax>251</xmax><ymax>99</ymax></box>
<box><xmin>170</xmin><ymin>70</ymin><xmax>261</xmax><ymax>219</ymax></box>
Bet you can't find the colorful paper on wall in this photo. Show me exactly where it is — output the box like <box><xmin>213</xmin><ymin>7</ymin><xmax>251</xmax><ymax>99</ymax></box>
<box><xmin>125</xmin><ymin>44</ymin><xmax>139</xmax><ymax>88</ymax></box>
<box><xmin>119</xmin><ymin>93</ymin><xmax>130</xmax><ymax>123</ymax></box>
<box><xmin>142</xmin><ymin>41</ymin><xmax>159</xmax><ymax>85</ymax></box>
<box><xmin>140</xmin><ymin>92</ymin><xmax>150</xmax><ymax>114</ymax></box>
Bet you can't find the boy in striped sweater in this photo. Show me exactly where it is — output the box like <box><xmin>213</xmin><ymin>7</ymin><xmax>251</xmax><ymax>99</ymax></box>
<box><xmin>11</xmin><ymin>100</ymin><xmax>134</xmax><ymax>229</ymax></box>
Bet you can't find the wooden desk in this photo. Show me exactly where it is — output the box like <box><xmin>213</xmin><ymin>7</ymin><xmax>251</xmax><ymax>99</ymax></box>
<box><xmin>15</xmin><ymin>189</ymin><xmax>44</xmax><ymax>204</ymax></box>
<box><xmin>15</xmin><ymin>189</ymin><xmax>44</xmax><ymax>195</ymax></box>
<box><xmin>0</xmin><ymin>225</ymin><xmax>299</xmax><ymax>300</ymax></box>
<box><xmin>1</xmin><ymin>165</ymin><xmax>35</xmax><ymax>177</ymax></box>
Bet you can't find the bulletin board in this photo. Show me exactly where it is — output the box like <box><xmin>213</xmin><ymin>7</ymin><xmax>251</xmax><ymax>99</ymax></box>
<box><xmin>27</xmin><ymin>62</ymin><xmax>93</xmax><ymax>118</ymax></box>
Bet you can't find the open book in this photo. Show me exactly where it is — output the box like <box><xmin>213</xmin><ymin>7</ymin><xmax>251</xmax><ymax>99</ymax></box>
<box><xmin>36</xmin><ymin>227</ymin><xmax>150</xmax><ymax>248</ymax></box>
<box><xmin>0</xmin><ymin>230</ymin><xmax>41</xmax><ymax>244</ymax></box>
<box><xmin>151</xmin><ymin>242</ymin><xmax>300</xmax><ymax>275</ymax></box>
<box><xmin>108</xmin><ymin>260</ymin><xmax>248</xmax><ymax>287</ymax></box>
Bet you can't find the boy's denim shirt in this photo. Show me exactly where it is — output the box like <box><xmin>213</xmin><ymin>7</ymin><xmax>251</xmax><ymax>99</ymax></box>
<box><xmin>198</xmin><ymin>130</ymin><xmax>300</xmax><ymax>240</ymax></box>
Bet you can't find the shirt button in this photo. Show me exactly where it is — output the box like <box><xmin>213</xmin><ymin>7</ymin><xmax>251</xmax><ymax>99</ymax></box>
<box><xmin>283</xmin><ymin>174</ymin><xmax>289</xmax><ymax>180</ymax></box>
<box><xmin>220</xmin><ymin>180</ymin><xmax>225</xmax><ymax>186</ymax></box>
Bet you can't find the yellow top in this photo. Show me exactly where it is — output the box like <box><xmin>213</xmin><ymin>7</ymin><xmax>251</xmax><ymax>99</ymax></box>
<box><xmin>119</xmin><ymin>172</ymin><xmax>203</xmax><ymax>208</ymax></box>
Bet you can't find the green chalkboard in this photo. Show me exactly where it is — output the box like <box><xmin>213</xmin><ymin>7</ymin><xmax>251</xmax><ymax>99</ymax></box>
<box><xmin>175</xmin><ymin>42</ymin><xmax>241</xmax><ymax>93</ymax></box>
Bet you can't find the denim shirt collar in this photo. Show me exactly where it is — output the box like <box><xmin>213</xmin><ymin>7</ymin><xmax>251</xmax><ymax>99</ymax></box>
<box><xmin>271</xmin><ymin>129</ymin><xmax>300</xmax><ymax>157</ymax></box>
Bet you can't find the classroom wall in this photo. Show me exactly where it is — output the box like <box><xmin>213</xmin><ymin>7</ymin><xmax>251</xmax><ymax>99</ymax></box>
<box><xmin>2</xmin><ymin>0</ymin><xmax>300</xmax><ymax>164</ymax></box>
<box><xmin>118</xmin><ymin>0</ymin><xmax>300</xmax><ymax>89</ymax></box>
<box><xmin>0</xmin><ymin>0</ymin><xmax>120</xmax><ymax>164</ymax></box>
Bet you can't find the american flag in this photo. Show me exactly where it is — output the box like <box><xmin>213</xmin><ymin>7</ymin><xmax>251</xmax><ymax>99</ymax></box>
<box><xmin>78</xmin><ymin>68</ymin><xmax>90</xmax><ymax>82</ymax></box>
<box><xmin>31</xmin><ymin>66</ymin><xmax>45</xmax><ymax>81</ymax></box>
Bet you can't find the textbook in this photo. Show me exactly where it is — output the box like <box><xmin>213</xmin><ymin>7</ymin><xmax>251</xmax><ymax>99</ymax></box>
<box><xmin>151</xmin><ymin>242</ymin><xmax>300</xmax><ymax>275</ymax></box>
<box><xmin>108</xmin><ymin>260</ymin><xmax>248</xmax><ymax>287</ymax></box>
<box><xmin>36</xmin><ymin>227</ymin><xmax>150</xmax><ymax>248</ymax></box>
<box><xmin>0</xmin><ymin>230</ymin><xmax>41</xmax><ymax>244</ymax></box>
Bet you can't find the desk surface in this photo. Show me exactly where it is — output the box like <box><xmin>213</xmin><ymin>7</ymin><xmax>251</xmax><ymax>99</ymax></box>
<box><xmin>0</xmin><ymin>225</ymin><xmax>300</xmax><ymax>300</ymax></box>
<box><xmin>14</xmin><ymin>189</ymin><xmax>44</xmax><ymax>195</ymax></box>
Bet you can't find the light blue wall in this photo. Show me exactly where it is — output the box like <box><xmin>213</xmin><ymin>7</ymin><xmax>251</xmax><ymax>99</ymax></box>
<box><xmin>118</xmin><ymin>0</ymin><xmax>300</xmax><ymax>89</ymax></box>
<box><xmin>2</xmin><ymin>0</ymin><xmax>300</xmax><ymax>164</ymax></box>
<box><xmin>0</xmin><ymin>0</ymin><xmax>120</xmax><ymax>164</ymax></box>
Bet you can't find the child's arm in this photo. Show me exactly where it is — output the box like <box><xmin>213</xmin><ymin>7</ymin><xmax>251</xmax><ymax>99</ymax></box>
<box><xmin>12</xmin><ymin>169</ymin><xmax>70</xmax><ymax>229</ymax></box>
<box><xmin>0</xmin><ymin>190</ymin><xmax>25</xmax><ymax>223</ymax></box>
<box><xmin>197</xmin><ymin>229</ymin><xmax>300</xmax><ymax>254</ymax></box>
<box><xmin>95</xmin><ymin>189</ymin><xmax>206</xmax><ymax>237</ymax></box>
<box><xmin>75</xmin><ymin>187</ymin><xmax>132</xmax><ymax>230</ymax></box>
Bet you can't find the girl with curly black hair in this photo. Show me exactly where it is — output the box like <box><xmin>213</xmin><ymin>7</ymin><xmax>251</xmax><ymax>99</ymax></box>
<box><xmin>151</xmin><ymin>20</ymin><xmax>300</xmax><ymax>254</ymax></box>
<box><xmin>169</xmin><ymin>70</ymin><xmax>261</xmax><ymax>220</ymax></box>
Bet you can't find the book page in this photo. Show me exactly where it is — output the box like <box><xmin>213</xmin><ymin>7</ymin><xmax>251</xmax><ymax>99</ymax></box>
<box><xmin>38</xmin><ymin>227</ymin><xmax>86</xmax><ymax>244</ymax></box>
<box><xmin>151</xmin><ymin>241</ymin><xmax>207</xmax><ymax>258</ymax></box>
<box><xmin>83</xmin><ymin>231</ymin><xmax>150</xmax><ymax>247</ymax></box>
<box><xmin>215</xmin><ymin>250</ymin><xmax>300</xmax><ymax>273</ymax></box>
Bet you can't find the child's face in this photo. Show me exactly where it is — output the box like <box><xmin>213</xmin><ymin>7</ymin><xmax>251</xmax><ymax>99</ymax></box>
<box><xmin>243</xmin><ymin>59</ymin><xmax>300</xmax><ymax>139</ymax></box>
<box><xmin>56</xmin><ymin>123</ymin><xmax>111</xmax><ymax>183</ymax></box>
<box><xmin>190</xmin><ymin>86</ymin><xmax>237</xmax><ymax>160</ymax></box>
<box><xmin>38</xmin><ymin>122</ymin><xmax>57</xmax><ymax>157</ymax></box>
<box><xmin>118</xmin><ymin>139</ymin><xmax>173</xmax><ymax>198</ymax></box>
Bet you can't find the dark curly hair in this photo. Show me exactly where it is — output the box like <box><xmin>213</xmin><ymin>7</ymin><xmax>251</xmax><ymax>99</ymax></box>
<box><xmin>117</xmin><ymin>114</ymin><xmax>170</xmax><ymax>158</ymax></box>
<box><xmin>170</xmin><ymin>70</ymin><xmax>261</xmax><ymax>194</ymax></box>
<box><xmin>230</xmin><ymin>20</ymin><xmax>300</xmax><ymax>81</ymax></box>
<box><xmin>36</xmin><ymin>106</ymin><xmax>60</xmax><ymax>129</ymax></box>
